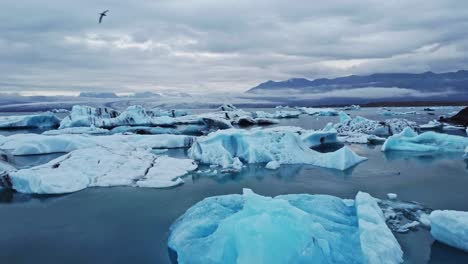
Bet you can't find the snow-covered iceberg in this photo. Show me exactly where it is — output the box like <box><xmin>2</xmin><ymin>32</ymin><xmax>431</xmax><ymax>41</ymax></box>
<box><xmin>0</xmin><ymin>112</ymin><xmax>60</xmax><ymax>129</ymax></box>
<box><xmin>382</xmin><ymin>128</ymin><xmax>468</xmax><ymax>153</ymax></box>
<box><xmin>0</xmin><ymin>134</ymin><xmax>194</xmax><ymax>155</ymax></box>
<box><xmin>188</xmin><ymin>128</ymin><xmax>366</xmax><ymax>170</ymax></box>
<box><xmin>334</xmin><ymin>113</ymin><xmax>419</xmax><ymax>144</ymax></box>
<box><xmin>168</xmin><ymin>189</ymin><xmax>402</xmax><ymax>264</ymax></box>
<box><xmin>5</xmin><ymin>147</ymin><xmax>198</xmax><ymax>194</ymax></box>
<box><xmin>429</xmin><ymin>210</ymin><xmax>468</xmax><ymax>252</ymax></box>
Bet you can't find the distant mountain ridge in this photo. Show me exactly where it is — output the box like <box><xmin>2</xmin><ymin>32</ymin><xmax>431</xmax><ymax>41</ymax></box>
<box><xmin>247</xmin><ymin>70</ymin><xmax>468</xmax><ymax>93</ymax></box>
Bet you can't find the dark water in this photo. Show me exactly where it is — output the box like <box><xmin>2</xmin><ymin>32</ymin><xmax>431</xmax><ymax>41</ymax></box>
<box><xmin>0</xmin><ymin>106</ymin><xmax>467</xmax><ymax>264</ymax></box>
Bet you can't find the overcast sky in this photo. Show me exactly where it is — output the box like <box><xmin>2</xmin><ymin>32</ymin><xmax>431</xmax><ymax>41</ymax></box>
<box><xmin>1</xmin><ymin>0</ymin><xmax>468</xmax><ymax>95</ymax></box>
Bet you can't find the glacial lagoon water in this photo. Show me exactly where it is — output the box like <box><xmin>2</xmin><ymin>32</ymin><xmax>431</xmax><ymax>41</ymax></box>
<box><xmin>0</xmin><ymin>106</ymin><xmax>467</xmax><ymax>263</ymax></box>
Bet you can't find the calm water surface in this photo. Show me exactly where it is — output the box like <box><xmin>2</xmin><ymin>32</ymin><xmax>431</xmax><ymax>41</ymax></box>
<box><xmin>0</xmin><ymin>106</ymin><xmax>467</xmax><ymax>264</ymax></box>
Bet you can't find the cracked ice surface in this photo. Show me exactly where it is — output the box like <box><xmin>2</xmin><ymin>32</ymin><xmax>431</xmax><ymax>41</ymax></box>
<box><xmin>6</xmin><ymin>146</ymin><xmax>197</xmax><ymax>194</ymax></box>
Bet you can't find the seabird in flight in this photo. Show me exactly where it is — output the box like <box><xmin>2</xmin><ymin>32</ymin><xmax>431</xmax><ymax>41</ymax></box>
<box><xmin>99</xmin><ymin>10</ymin><xmax>109</xmax><ymax>24</ymax></box>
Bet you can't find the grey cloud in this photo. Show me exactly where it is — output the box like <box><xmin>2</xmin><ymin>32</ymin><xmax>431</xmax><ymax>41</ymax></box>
<box><xmin>1</xmin><ymin>0</ymin><xmax>468</xmax><ymax>94</ymax></box>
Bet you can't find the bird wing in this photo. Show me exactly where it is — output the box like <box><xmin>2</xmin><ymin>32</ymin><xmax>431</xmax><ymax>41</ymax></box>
<box><xmin>103</xmin><ymin>10</ymin><xmax>109</xmax><ymax>14</ymax></box>
<box><xmin>99</xmin><ymin>15</ymin><xmax>103</xmax><ymax>23</ymax></box>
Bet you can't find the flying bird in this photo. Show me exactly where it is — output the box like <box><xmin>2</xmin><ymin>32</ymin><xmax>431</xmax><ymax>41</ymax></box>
<box><xmin>99</xmin><ymin>10</ymin><xmax>109</xmax><ymax>24</ymax></box>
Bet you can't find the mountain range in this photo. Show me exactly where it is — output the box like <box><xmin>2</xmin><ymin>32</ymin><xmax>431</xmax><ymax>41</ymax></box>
<box><xmin>247</xmin><ymin>70</ymin><xmax>468</xmax><ymax>94</ymax></box>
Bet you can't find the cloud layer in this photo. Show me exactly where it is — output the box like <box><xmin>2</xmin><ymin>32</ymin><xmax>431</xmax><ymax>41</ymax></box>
<box><xmin>1</xmin><ymin>0</ymin><xmax>468</xmax><ymax>94</ymax></box>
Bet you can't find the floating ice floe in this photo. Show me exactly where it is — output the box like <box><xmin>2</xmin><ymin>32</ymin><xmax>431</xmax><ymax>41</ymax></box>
<box><xmin>0</xmin><ymin>134</ymin><xmax>194</xmax><ymax>155</ymax></box>
<box><xmin>429</xmin><ymin>210</ymin><xmax>468</xmax><ymax>252</ymax></box>
<box><xmin>188</xmin><ymin>127</ymin><xmax>366</xmax><ymax>171</ymax></box>
<box><xmin>381</xmin><ymin>127</ymin><xmax>468</xmax><ymax>153</ymax></box>
<box><xmin>342</xmin><ymin>105</ymin><xmax>361</xmax><ymax>111</ymax></box>
<box><xmin>379</xmin><ymin>111</ymin><xmax>418</xmax><ymax>116</ymax></box>
<box><xmin>168</xmin><ymin>189</ymin><xmax>403</xmax><ymax>264</ymax></box>
<box><xmin>110</xmin><ymin>126</ymin><xmax>180</xmax><ymax>135</ymax></box>
<box><xmin>43</xmin><ymin>126</ymin><xmax>110</xmax><ymax>135</ymax></box>
<box><xmin>420</xmin><ymin>120</ymin><xmax>443</xmax><ymax>131</ymax></box>
<box><xmin>334</xmin><ymin>113</ymin><xmax>417</xmax><ymax>144</ymax></box>
<box><xmin>0</xmin><ymin>112</ymin><xmax>60</xmax><ymax>129</ymax></box>
<box><xmin>3</xmin><ymin>147</ymin><xmax>197</xmax><ymax>194</ymax></box>
<box><xmin>254</xmin><ymin>110</ymin><xmax>301</xmax><ymax>119</ymax></box>
<box><xmin>51</xmin><ymin>108</ymin><xmax>70</xmax><ymax>114</ymax></box>
<box><xmin>265</xmin><ymin>160</ymin><xmax>280</xmax><ymax>170</ymax></box>
<box><xmin>379</xmin><ymin>198</ymin><xmax>432</xmax><ymax>233</ymax></box>
<box><xmin>296</xmin><ymin>107</ymin><xmax>338</xmax><ymax>116</ymax></box>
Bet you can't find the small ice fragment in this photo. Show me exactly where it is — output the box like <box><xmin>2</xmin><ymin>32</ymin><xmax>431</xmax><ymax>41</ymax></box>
<box><xmin>265</xmin><ymin>161</ymin><xmax>280</xmax><ymax>170</ymax></box>
<box><xmin>387</xmin><ymin>193</ymin><xmax>398</xmax><ymax>200</ymax></box>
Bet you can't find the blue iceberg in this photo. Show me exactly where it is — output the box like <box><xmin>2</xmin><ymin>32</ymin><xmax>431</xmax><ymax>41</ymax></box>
<box><xmin>430</xmin><ymin>210</ymin><xmax>468</xmax><ymax>252</ymax></box>
<box><xmin>168</xmin><ymin>189</ymin><xmax>403</xmax><ymax>264</ymax></box>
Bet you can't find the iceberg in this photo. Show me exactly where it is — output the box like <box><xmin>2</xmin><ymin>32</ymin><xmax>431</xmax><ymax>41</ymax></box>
<box><xmin>382</xmin><ymin>128</ymin><xmax>468</xmax><ymax>153</ymax></box>
<box><xmin>265</xmin><ymin>160</ymin><xmax>280</xmax><ymax>170</ymax></box>
<box><xmin>110</xmin><ymin>126</ymin><xmax>180</xmax><ymax>135</ymax></box>
<box><xmin>216</xmin><ymin>104</ymin><xmax>237</xmax><ymax>111</ymax></box>
<box><xmin>254</xmin><ymin>110</ymin><xmax>301</xmax><ymax>119</ymax></box>
<box><xmin>342</xmin><ymin>105</ymin><xmax>361</xmax><ymax>111</ymax></box>
<box><xmin>43</xmin><ymin>126</ymin><xmax>110</xmax><ymax>135</ymax></box>
<box><xmin>334</xmin><ymin>115</ymin><xmax>419</xmax><ymax>144</ymax></box>
<box><xmin>188</xmin><ymin>128</ymin><xmax>366</xmax><ymax>170</ymax></box>
<box><xmin>0</xmin><ymin>134</ymin><xmax>194</xmax><ymax>155</ymax></box>
<box><xmin>420</xmin><ymin>120</ymin><xmax>443</xmax><ymax>131</ymax></box>
<box><xmin>59</xmin><ymin>105</ymin><xmax>176</xmax><ymax>128</ymax></box>
<box><xmin>379</xmin><ymin>111</ymin><xmax>418</xmax><ymax>116</ymax></box>
<box><xmin>168</xmin><ymin>189</ymin><xmax>402</xmax><ymax>264</ymax></box>
<box><xmin>297</xmin><ymin>107</ymin><xmax>338</xmax><ymax>116</ymax></box>
<box><xmin>0</xmin><ymin>112</ymin><xmax>60</xmax><ymax>129</ymax></box>
<box><xmin>429</xmin><ymin>210</ymin><xmax>468</xmax><ymax>252</ymax></box>
<box><xmin>5</xmin><ymin>147</ymin><xmax>197</xmax><ymax>194</ymax></box>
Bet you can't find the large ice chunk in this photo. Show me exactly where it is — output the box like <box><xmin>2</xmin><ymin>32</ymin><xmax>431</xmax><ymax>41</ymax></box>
<box><xmin>6</xmin><ymin>147</ymin><xmax>197</xmax><ymax>194</ymax></box>
<box><xmin>334</xmin><ymin>115</ymin><xmax>419</xmax><ymax>144</ymax></box>
<box><xmin>0</xmin><ymin>112</ymin><xmax>60</xmax><ymax>129</ymax></box>
<box><xmin>168</xmin><ymin>189</ymin><xmax>402</xmax><ymax>264</ymax></box>
<box><xmin>43</xmin><ymin>126</ymin><xmax>110</xmax><ymax>135</ymax></box>
<box><xmin>355</xmin><ymin>192</ymin><xmax>404</xmax><ymax>263</ymax></box>
<box><xmin>59</xmin><ymin>105</ymin><xmax>175</xmax><ymax>128</ymax></box>
<box><xmin>0</xmin><ymin>134</ymin><xmax>194</xmax><ymax>155</ymax></box>
<box><xmin>188</xmin><ymin>128</ymin><xmax>366</xmax><ymax>170</ymax></box>
<box><xmin>429</xmin><ymin>210</ymin><xmax>468</xmax><ymax>252</ymax></box>
<box><xmin>382</xmin><ymin>127</ymin><xmax>468</xmax><ymax>152</ymax></box>
<box><xmin>297</xmin><ymin>107</ymin><xmax>338</xmax><ymax>116</ymax></box>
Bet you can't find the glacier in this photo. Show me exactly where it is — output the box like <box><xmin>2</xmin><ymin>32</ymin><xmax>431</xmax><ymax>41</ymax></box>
<box><xmin>4</xmin><ymin>147</ymin><xmax>197</xmax><ymax>194</ymax></box>
<box><xmin>382</xmin><ymin>127</ymin><xmax>468</xmax><ymax>153</ymax></box>
<box><xmin>188</xmin><ymin>127</ymin><xmax>366</xmax><ymax>171</ymax></box>
<box><xmin>429</xmin><ymin>210</ymin><xmax>468</xmax><ymax>252</ymax></box>
<box><xmin>0</xmin><ymin>112</ymin><xmax>60</xmax><ymax>129</ymax></box>
<box><xmin>168</xmin><ymin>188</ymin><xmax>403</xmax><ymax>264</ymax></box>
